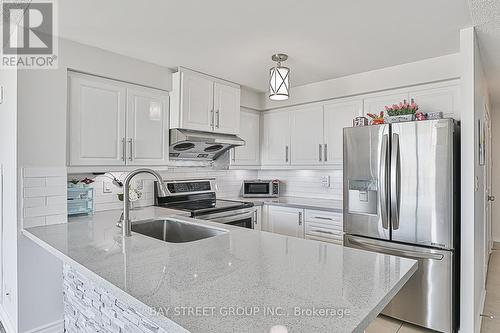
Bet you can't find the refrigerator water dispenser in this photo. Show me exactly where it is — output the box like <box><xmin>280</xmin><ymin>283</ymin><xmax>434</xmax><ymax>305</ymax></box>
<box><xmin>348</xmin><ymin>180</ymin><xmax>377</xmax><ymax>215</ymax></box>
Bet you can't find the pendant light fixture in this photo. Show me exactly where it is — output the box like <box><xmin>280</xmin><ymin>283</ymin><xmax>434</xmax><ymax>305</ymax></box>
<box><xmin>269</xmin><ymin>53</ymin><xmax>290</xmax><ymax>101</ymax></box>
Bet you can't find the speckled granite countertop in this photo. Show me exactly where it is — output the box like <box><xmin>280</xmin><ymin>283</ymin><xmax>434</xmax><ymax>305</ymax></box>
<box><xmin>23</xmin><ymin>207</ymin><xmax>416</xmax><ymax>333</ymax></box>
<box><xmin>222</xmin><ymin>196</ymin><xmax>343</xmax><ymax>212</ymax></box>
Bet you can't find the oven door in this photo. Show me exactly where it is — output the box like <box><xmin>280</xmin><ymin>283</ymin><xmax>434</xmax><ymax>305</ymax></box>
<box><xmin>199</xmin><ymin>208</ymin><xmax>257</xmax><ymax>229</ymax></box>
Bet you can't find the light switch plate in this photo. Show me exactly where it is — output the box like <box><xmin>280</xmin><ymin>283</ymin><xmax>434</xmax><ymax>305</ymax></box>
<box><xmin>320</xmin><ymin>176</ymin><xmax>330</xmax><ymax>188</ymax></box>
<box><xmin>103</xmin><ymin>182</ymin><xmax>112</xmax><ymax>194</ymax></box>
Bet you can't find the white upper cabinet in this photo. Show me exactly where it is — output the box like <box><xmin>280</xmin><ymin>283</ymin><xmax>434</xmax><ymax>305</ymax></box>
<box><xmin>261</xmin><ymin>111</ymin><xmax>291</xmax><ymax>166</ymax></box>
<box><xmin>69</xmin><ymin>72</ymin><xmax>169</xmax><ymax>167</ymax></box>
<box><xmin>170</xmin><ymin>68</ymin><xmax>241</xmax><ymax>135</ymax></box>
<box><xmin>290</xmin><ymin>105</ymin><xmax>324</xmax><ymax>165</ymax></box>
<box><xmin>409</xmin><ymin>84</ymin><xmax>460</xmax><ymax>120</ymax></box>
<box><xmin>363</xmin><ymin>92</ymin><xmax>409</xmax><ymax>117</ymax></box>
<box><xmin>126</xmin><ymin>87</ymin><xmax>169</xmax><ymax>166</ymax></box>
<box><xmin>213</xmin><ymin>82</ymin><xmax>240</xmax><ymax>134</ymax></box>
<box><xmin>231</xmin><ymin>109</ymin><xmax>260</xmax><ymax>166</ymax></box>
<box><xmin>323</xmin><ymin>100</ymin><xmax>363</xmax><ymax>164</ymax></box>
<box><xmin>69</xmin><ymin>74</ymin><xmax>127</xmax><ymax>166</ymax></box>
<box><xmin>178</xmin><ymin>71</ymin><xmax>214</xmax><ymax>132</ymax></box>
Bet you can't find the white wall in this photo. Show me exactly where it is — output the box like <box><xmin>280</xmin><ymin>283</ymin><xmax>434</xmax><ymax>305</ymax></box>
<box><xmin>0</xmin><ymin>66</ymin><xmax>19</xmax><ymax>333</ymax></box>
<box><xmin>15</xmin><ymin>38</ymin><xmax>174</xmax><ymax>333</ymax></box>
<box><xmin>492</xmin><ymin>108</ymin><xmax>500</xmax><ymax>242</ymax></box>
<box><xmin>459</xmin><ymin>27</ymin><xmax>491</xmax><ymax>333</ymax></box>
<box><xmin>261</xmin><ymin>53</ymin><xmax>461</xmax><ymax>110</ymax></box>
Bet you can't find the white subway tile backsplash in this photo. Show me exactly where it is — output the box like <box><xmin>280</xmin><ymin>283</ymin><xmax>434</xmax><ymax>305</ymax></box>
<box><xmin>22</xmin><ymin>167</ymin><xmax>68</xmax><ymax>228</ymax></box>
<box><xmin>24</xmin><ymin>186</ymin><xmax>66</xmax><ymax>198</ymax></box>
<box><xmin>45</xmin><ymin>176</ymin><xmax>68</xmax><ymax>187</ymax></box>
<box><xmin>23</xmin><ymin>197</ymin><xmax>45</xmax><ymax>208</ymax></box>
<box><xmin>24</xmin><ymin>204</ymin><xmax>67</xmax><ymax>218</ymax></box>
<box><xmin>23</xmin><ymin>177</ymin><xmax>46</xmax><ymax>188</ymax></box>
<box><xmin>46</xmin><ymin>195</ymin><xmax>67</xmax><ymax>206</ymax></box>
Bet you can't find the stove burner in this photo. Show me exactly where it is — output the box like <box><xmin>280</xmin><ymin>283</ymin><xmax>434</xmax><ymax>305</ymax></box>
<box><xmin>173</xmin><ymin>142</ymin><xmax>195</xmax><ymax>151</ymax></box>
<box><xmin>204</xmin><ymin>144</ymin><xmax>224</xmax><ymax>153</ymax></box>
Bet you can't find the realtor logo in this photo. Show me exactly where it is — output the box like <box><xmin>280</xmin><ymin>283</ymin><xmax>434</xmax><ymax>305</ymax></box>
<box><xmin>1</xmin><ymin>0</ymin><xmax>58</xmax><ymax>68</ymax></box>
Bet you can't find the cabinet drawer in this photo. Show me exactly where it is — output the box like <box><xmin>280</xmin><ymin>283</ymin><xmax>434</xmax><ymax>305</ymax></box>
<box><xmin>305</xmin><ymin>221</ymin><xmax>343</xmax><ymax>239</ymax></box>
<box><xmin>305</xmin><ymin>209</ymin><xmax>342</xmax><ymax>226</ymax></box>
<box><xmin>305</xmin><ymin>234</ymin><xmax>343</xmax><ymax>246</ymax></box>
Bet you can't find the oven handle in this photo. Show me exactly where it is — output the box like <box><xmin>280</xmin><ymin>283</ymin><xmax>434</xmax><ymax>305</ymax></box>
<box><xmin>202</xmin><ymin>209</ymin><xmax>256</xmax><ymax>224</ymax></box>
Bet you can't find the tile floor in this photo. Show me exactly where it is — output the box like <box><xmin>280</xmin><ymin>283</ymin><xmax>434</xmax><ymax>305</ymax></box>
<box><xmin>365</xmin><ymin>315</ymin><xmax>435</xmax><ymax>333</ymax></box>
<box><xmin>480</xmin><ymin>242</ymin><xmax>500</xmax><ymax>332</ymax></box>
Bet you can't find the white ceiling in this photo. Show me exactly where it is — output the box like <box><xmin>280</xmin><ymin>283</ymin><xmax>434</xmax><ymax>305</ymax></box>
<box><xmin>468</xmin><ymin>0</ymin><xmax>500</xmax><ymax>110</ymax></box>
<box><xmin>58</xmin><ymin>0</ymin><xmax>472</xmax><ymax>92</ymax></box>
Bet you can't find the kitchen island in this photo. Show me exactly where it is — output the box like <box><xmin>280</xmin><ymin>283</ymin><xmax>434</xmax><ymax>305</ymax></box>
<box><xmin>23</xmin><ymin>207</ymin><xmax>417</xmax><ymax>333</ymax></box>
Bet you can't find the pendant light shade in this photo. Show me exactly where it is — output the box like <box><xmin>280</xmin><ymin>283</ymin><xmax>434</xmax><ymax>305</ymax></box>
<box><xmin>269</xmin><ymin>54</ymin><xmax>290</xmax><ymax>101</ymax></box>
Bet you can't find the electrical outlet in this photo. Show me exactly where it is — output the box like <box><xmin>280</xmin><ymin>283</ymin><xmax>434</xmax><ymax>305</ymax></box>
<box><xmin>103</xmin><ymin>182</ymin><xmax>113</xmax><ymax>194</ymax></box>
<box><xmin>320</xmin><ymin>176</ymin><xmax>330</xmax><ymax>188</ymax></box>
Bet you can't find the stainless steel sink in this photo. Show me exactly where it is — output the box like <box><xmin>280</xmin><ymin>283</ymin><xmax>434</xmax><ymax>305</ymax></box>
<box><xmin>131</xmin><ymin>219</ymin><xmax>226</xmax><ymax>243</ymax></box>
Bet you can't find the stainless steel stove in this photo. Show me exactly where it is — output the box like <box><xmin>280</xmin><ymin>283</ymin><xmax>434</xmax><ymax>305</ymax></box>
<box><xmin>154</xmin><ymin>179</ymin><xmax>257</xmax><ymax>229</ymax></box>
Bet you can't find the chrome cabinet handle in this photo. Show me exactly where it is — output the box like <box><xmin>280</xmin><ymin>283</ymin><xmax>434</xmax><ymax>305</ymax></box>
<box><xmin>314</xmin><ymin>216</ymin><xmax>334</xmax><ymax>221</ymax></box>
<box><xmin>216</xmin><ymin>110</ymin><xmax>220</xmax><ymax>128</ymax></box>
<box><xmin>319</xmin><ymin>144</ymin><xmax>322</xmax><ymax>162</ymax></box>
<box><xmin>210</xmin><ymin>110</ymin><xmax>214</xmax><ymax>128</ymax></box>
<box><xmin>324</xmin><ymin>144</ymin><xmax>328</xmax><ymax>162</ymax></box>
<box><xmin>298</xmin><ymin>211</ymin><xmax>303</xmax><ymax>226</ymax></box>
<box><xmin>311</xmin><ymin>228</ymin><xmax>337</xmax><ymax>235</ymax></box>
<box><xmin>391</xmin><ymin>133</ymin><xmax>401</xmax><ymax>230</ymax></box>
<box><xmin>121</xmin><ymin>138</ymin><xmax>126</xmax><ymax>161</ymax></box>
<box><xmin>380</xmin><ymin>134</ymin><xmax>389</xmax><ymax>229</ymax></box>
<box><xmin>285</xmin><ymin>146</ymin><xmax>289</xmax><ymax>163</ymax></box>
<box><xmin>128</xmin><ymin>138</ymin><xmax>133</xmax><ymax>161</ymax></box>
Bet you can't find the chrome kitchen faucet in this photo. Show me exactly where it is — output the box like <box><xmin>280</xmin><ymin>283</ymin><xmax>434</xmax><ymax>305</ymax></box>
<box><xmin>122</xmin><ymin>168</ymin><xmax>168</xmax><ymax>237</ymax></box>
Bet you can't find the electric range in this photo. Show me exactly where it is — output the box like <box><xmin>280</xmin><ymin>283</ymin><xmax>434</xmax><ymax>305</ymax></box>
<box><xmin>154</xmin><ymin>179</ymin><xmax>257</xmax><ymax>229</ymax></box>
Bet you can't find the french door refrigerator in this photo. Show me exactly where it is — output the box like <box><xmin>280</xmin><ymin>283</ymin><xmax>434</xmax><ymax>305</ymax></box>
<box><xmin>343</xmin><ymin>119</ymin><xmax>459</xmax><ymax>333</ymax></box>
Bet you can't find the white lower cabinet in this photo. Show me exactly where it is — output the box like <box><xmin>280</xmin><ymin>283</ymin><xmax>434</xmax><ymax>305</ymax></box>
<box><xmin>304</xmin><ymin>209</ymin><xmax>343</xmax><ymax>245</ymax></box>
<box><xmin>264</xmin><ymin>205</ymin><xmax>343</xmax><ymax>245</ymax></box>
<box><xmin>266</xmin><ymin>206</ymin><xmax>304</xmax><ymax>238</ymax></box>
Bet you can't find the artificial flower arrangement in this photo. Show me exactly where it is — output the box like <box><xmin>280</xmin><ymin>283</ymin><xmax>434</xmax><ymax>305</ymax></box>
<box><xmin>385</xmin><ymin>99</ymin><xmax>418</xmax><ymax>116</ymax></box>
<box><xmin>366</xmin><ymin>111</ymin><xmax>385</xmax><ymax>125</ymax></box>
<box><xmin>117</xmin><ymin>185</ymin><xmax>143</xmax><ymax>202</ymax></box>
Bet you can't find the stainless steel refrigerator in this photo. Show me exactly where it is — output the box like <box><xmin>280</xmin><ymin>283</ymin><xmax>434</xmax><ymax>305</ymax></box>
<box><xmin>343</xmin><ymin>119</ymin><xmax>459</xmax><ymax>333</ymax></box>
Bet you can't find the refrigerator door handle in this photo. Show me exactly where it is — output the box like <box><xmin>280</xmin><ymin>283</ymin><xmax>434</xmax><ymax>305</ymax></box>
<box><xmin>380</xmin><ymin>134</ymin><xmax>389</xmax><ymax>229</ymax></box>
<box><xmin>391</xmin><ymin>133</ymin><xmax>401</xmax><ymax>230</ymax></box>
<box><xmin>347</xmin><ymin>237</ymin><xmax>444</xmax><ymax>260</ymax></box>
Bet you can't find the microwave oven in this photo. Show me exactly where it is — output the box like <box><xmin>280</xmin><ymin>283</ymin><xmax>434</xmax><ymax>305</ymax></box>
<box><xmin>243</xmin><ymin>180</ymin><xmax>280</xmax><ymax>198</ymax></box>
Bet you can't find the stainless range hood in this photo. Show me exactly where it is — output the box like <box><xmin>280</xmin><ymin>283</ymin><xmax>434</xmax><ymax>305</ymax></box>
<box><xmin>169</xmin><ymin>129</ymin><xmax>245</xmax><ymax>160</ymax></box>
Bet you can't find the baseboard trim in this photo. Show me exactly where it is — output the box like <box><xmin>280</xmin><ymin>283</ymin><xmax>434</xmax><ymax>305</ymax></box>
<box><xmin>22</xmin><ymin>319</ymin><xmax>63</xmax><ymax>333</ymax></box>
<box><xmin>0</xmin><ymin>305</ymin><xmax>16</xmax><ymax>333</ymax></box>
<box><xmin>477</xmin><ymin>288</ymin><xmax>487</xmax><ymax>333</ymax></box>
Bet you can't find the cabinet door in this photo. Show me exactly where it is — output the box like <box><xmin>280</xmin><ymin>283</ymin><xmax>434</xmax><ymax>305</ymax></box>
<box><xmin>409</xmin><ymin>85</ymin><xmax>460</xmax><ymax>120</ymax></box>
<box><xmin>214</xmin><ymin>82</ymin><xmax>240</xmax><ymax>134</ymax></box>
<box><xmin>231</xmin><ymin>109</ymin><xmax>260</xmax><ymax>166</ymax></box>
<box><xmin>180</xmin><ymin>71</ymin><xmax>214</xmax><ymax>132</ymax></box>
<box><xmin>261</xmin><ymin>111</ymin><xmax>291</xmax><ymax>165</ymax></box>
<box><xmin>363</xmin><ymin>92</ymin><xmax>409</xmax><ymax>117</ymax></box>
<box><xmin>126</xmin><ymin>87</ymin><xmax>169</xmax><ymax>166</ymax></box>
<box><xmin>69</xmin><ymin>74</ymin><xmax>126</xmax><ymax>166</ymax></box>
<box><xmin>267</xmin><ymin>206</ymin><xmax>304</xmax><ymax>238</ymax></box>
<box><xmin>290</xmin><ymin>105</ymin><xmax>324</xmax><ymax>165</ymax></box>
<box><xmin>324</xmin><ymin>100</ymin><xmax>363</xmax><ymax>164</ymax></box>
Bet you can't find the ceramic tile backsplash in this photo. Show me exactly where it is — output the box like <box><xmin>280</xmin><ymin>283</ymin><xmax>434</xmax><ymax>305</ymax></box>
<box><xmin>70</xmin><ymin>166</ymin><xmax>343</xmax><ymax>213</ymax></box>
<box><xmin>257</xmin><ymin>168</ymin><xmax>343</xmax><ymax>200</ymax></box>
<box><xmin>81</xmin><ymin>169</ymin><xmax>258</xmax><ymax>212</ymax></box>
<box><xmin>23</xmin><ymin>167</ymin><xmax>68</xmax><ymax>227</ymax></box>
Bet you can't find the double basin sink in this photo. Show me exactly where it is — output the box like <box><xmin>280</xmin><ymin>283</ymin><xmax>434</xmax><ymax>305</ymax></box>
<box><xmin>131</xmin><ymin>218</ymin><xmax>226</xmax><ymax>243</ymax></box>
